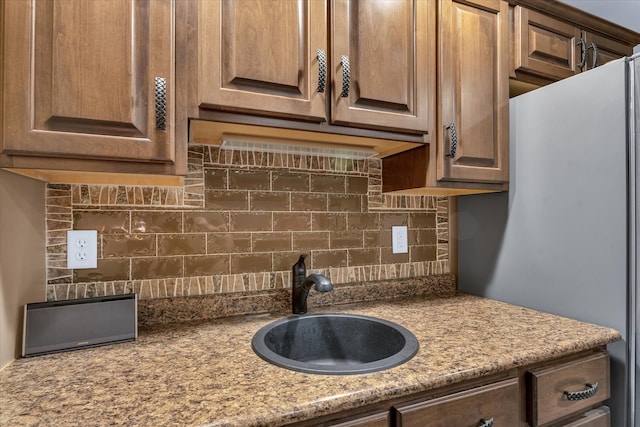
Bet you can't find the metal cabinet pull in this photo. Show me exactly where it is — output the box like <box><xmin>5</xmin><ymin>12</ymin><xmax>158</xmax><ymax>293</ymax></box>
<box><xmin>340</xmin><ymin>55</ymin><xmax>350</xmax><ymax>97</ymax></box>
<box><xmin>564</xmin><ymin>382</ymin><xmax>598</xmax><ymax>401</ymax></box>
<box><xmin>577</xmin><ymin>38</ymin><xmax>587</xmax><ymax>71</ymax></box>
<box><xmin>587</xmin><ymin>42</ymin><xmax>599</xmax><ymax>69</ymax></box>
<box><xmin>154</xmin><ymin>77</ymin><xmax>167</xmax><ymax>130</ymax></box>
<box><xmin>317</xmin><ymin>49</ymin><xmax>327</xmax><ymax>93</ymax></box>
<box><xmin>445</xmin><ymin>122</ymin><xmax>458</xmax><ymax>158</ymax></box>
<box><xmin>478</xmin><ymin>418</ymin><xmax>494</xmax><ymax>427</ymax></box>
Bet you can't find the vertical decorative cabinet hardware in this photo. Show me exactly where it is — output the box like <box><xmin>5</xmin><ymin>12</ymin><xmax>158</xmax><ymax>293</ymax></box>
<box><xmin>340</xmin><ymin>55</ymin><xmax>350</xmax><ymax>98</ymax></box>
<box><xmin>155</xmin><ymin>77</ymin><xmax>167</xmax><ymax>130</ymax></box>
<box><xmin>317</xmin><ymin>49</ymin><xmax>327</xmax><ymax>93</ymax></box>
<box><xmin>588</xmin><ymin>42</ymin><xmax>599</xmax><ymax>69</ymax></box>
<box><xmin>577</xmin><ymin>38</ymin><xmax>588</xmax><ymax>70</ymax></box>
<box><xmin>445</xmin><ymin>122</ymin><xmax>457</xmax><ymax>158</ymax></box>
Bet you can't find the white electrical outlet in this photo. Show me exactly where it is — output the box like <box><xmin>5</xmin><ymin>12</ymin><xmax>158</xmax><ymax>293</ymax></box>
<box><xmin>392</xmin><ymin>226</ymin><xmax>408</xmax><ymax>254</ymax></box>
<box><xmin>67</xmin><ymin>230</ymin><xmax>98</xmax><ymax>269</ymax></box>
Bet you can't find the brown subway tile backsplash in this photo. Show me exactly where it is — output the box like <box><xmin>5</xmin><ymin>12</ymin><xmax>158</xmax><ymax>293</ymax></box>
<box><xmin>346</xmin><ymin>176</ymin><xmax>368</xmax><ymax>194</ymax></box>
<box><xmin>184</xmin><ymin>255</ymin><xmax>229</xmax><ymax>277</ymax></box>
<box><xmin>292</xmin><ymin>232</ymin><xmax>330</xmax><ymax>251</ymax></box>
<box><xmin>380</xmin><ymin>213</ymin><xmax>409</xmax><ymax>228</ymax></box>
<box><xmin>204</xmin><ymin>168</ymin><xmax>228</xmax><ymax>189</ymax></box>
<box><xmin>252</xmin><ymin>232</ymin><xmax>292</xmax><ymax>252</ymax></box>
<box><xmin>271</xmin><ymin>172</ymin><xmax>310</xmax><ymax>192</ymax></box>
<box><xmin>312</xmin><ymin>250</ymin><xmax>348</xmax><ymax>269</ymax></box>
<box><xmin>131</xmin><ymin>211</ymin><xmax>182</xmax><ymax>233</ymax></box>
<box><xmin>45</xmin><ymin>145</ymin><xmax>450</xmax><ymax>301</ymax></box>
<box><xmin>231</xmin><ymin>253</ymin><xmax>272</xmax><ymax>274</ymax></box>
<box><xmin>310</xmin><ymin>174</ymin><xmax>346</xmax><ymax>193</ymax></box>
<box><xmin>228</xmin><ymin>169</ymin><xmax>271</xmax><ymax>190</ymax></box>
<box><xmin>312</xmin><ymin>213</ymin><xmax>347</xmax><ymax>231</ymax></box>
<box><xmin>207</xmin><ymin>233</ymin><xmax>251</xmax><ymax>254</ymax></box>
<box><xmin>103</xmin><ymin>234</ymin><xmax>156</xmax><ymax>258</ymax></box>
<box><xmin>328</xmin><ymin>194</ymin><xmax>362</xmax><ymax>212</ymax></box>
<box><xmin>74</xmin><ymin>211</ymin><xmax>129</xmax><ymax>233</ymax></box>
<box><xmin>409</xmin><ymin>212</ymin><xmax>437</xmax><ymax>228</ymax></box>
<box><xmin>74</xmin><ymin>258</ymin><xmax>130</xmax><ymax>283</ymax></box>
<box><xmin>250</xmin><ymin>191</ymin><xmax>290</xmax><ymax>211</ymax></box>
<box><xmin>229</xmin><ymin>212</ymin><xmax>272</xmax><ymax>231</ymax></box>
<box><xmin>205</xmin><ymin>190</ymin><xmax>249</xmax><ymax>211</ymax></box>
<box><xmin>273</xmin><ymin>212</ymin><xmax>312</xmax><ymax>231</ymax></box>
<box><xmin>132</xmin><ymin>257</ymin><xmax>183</xmax><ymax>280</ymax></box>
<box><xmin>291</xmin><ymin>193</ymin><xmax>328</xmax><ymax>212</ymax></box>
<box><xmin>347</xmin><ymin>213</ymin><xmax>380</xmax><ymax>230</ymax></box>
<box><xmin>158</xmin><ymin>234</ymin><xmax>207</xmax><ymax>256</ymax></box>
<box><xmin>348</xmin><ymin>248</ymin><xmax>380</xmax><ymax>266</ymax></box>
<box><xmin>330</xmin><ymin>231</ymin><xmax>364</xmax><ymax>249</ymax></box>
<box><xmin>380</xmin><ymin>247</ymin><xmax>411</xmax><ymax>264</ymax></box>
<box><xmin>184</xmin><ymin>212</ymin><xmax>229</xmax><ymax>232</ymax></box>
<box><xmin>410</xmin><ymin>245</ymin><xmax>437</xmax><ymax>263</ymax></box>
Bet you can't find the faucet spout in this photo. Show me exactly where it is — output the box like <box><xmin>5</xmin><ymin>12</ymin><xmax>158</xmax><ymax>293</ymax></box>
<box><xmin>291</xmin><ymin>255</ymin><xmax>333</xmax><ymax>314</ymax></box>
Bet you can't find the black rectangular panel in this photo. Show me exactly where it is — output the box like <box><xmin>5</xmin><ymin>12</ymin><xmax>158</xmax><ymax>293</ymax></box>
<box><xmin>23</xmin><ymin>294</ymin><xmax>137</xmax><ymax>357</ymax></box>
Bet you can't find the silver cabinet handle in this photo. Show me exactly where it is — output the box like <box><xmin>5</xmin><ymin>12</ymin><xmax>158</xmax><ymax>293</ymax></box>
<box><xmin>577</xmin><ymin>38</ymin><xmax>587</xmax><ymax>71</ymax></box>
<box><xmin>445</xmin><ymin>122</ymin><xmax>458</xmax><ymax>158</ymax></box>
<box><xmin>587</xmin><ymin>42</ymin><xmax>598</xmax><ymax>69</ymax></box>
<box><xmin>154</xmin><ymin>77</ymin><xmax>167</xmax><ymax>130</ymax></box>
<box><xmin>317</xmin><ymin>49</ymin><xmax>327</xmax><ymax>93</ymax></box>
<box><xmin>478</xmin><ymin>418</ymin><xmax>494</xmax><ymax>427</ymax></box>
<box><xmin>564</xmin><ymin>382</ymin><xmax>599</xmax><ymax>401</ymax></box>
<box><xmin>340</xmin><ymin>55</ymin><xmax>350</xmax><ymax>97</ymax></box>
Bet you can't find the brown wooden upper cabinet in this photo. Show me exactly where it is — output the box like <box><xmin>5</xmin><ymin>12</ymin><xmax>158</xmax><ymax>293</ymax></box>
<box><xmin>383</xmin><ymin>0</ymin><xmax>509</xmax><ymax>194</ymax></box>
<box><xmin>438</xmin><ymin>0</ymin><xmax>509</xmax><ymax>185</ymax></box>
<box><xmin>0</xmin><ymin>0</ymin><xmax>184</xmax><ymax>178</ymax></box>
<box><xmin>189</xmin><ymin>0</ymin><xmax>436</xmax><ymax>136</ymax></box>
<box><xmin>510</xmin><ymin>1</ymin><xmax>640</xmax><ymax>91</ymax></box>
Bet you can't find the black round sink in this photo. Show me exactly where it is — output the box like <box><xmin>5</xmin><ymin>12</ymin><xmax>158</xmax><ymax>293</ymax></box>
<box><xmin>251</xmin><ymin>313</ymin><xmax>419</xmax><ymax>375</ymax></box>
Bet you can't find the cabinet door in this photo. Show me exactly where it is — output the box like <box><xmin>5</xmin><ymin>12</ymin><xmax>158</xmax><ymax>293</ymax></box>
<box><xmin>197</xmin><ymin>0</ymin><xmax>327</xmax><ymax>121</ymax></box>
<box><xmin>438</xmin><ymin>0</ymin><xmax>509</xmax><ymax>184</ymax></box>
<box><xmin>394</xmin><ymin>378</ymin><xmax>519</xmax><ymax>426</ymax></box>
<box><xmin>584</xmin><ymin>31</ymin><xmax>633</xmax><ymax>70</ymax></box>
<box><xmin>2</xmin><ymin>0</ymin><xmax>175</xmax><ymax>164</ymax></box>
<box><xmin>330</xmin><ymin>0</ymin><xmax>435</xmax><ymax>134</ymax></box>
<box><xmin>512</xmin><ymin>6</ymin><xmax>582</xmax><ymax>80</ymax></box>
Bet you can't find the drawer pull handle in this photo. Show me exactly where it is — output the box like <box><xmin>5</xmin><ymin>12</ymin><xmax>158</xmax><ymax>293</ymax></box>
<box><xmin>478</xmin><ymin>418</ymin><xmax>494</xmax><ymax>427</ymax></box>
<box><xmin>564</xmin><ymin>382</ymin><xmax>598</xmax><ymax>401</ymax></box>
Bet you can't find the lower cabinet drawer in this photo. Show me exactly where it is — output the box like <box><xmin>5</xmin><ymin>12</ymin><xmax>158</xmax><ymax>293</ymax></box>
<box><xmin>561</xmin><ymin>406</ymin><xmax>610</xmax><ymax>427</ymax></box>
<box><xmin>329</xmin><ymin>412</ymin><xmax>389</xmax><ymax>427</ymax></box>
<box><xmin>527</xmin><ymin>351</ymin><xmax>610</xmax><ymax>426</ymax></box>
<box><xmin>393</xmin><ymin>378</ymin><xmax>519</xmax><ymax>427</ymax></box>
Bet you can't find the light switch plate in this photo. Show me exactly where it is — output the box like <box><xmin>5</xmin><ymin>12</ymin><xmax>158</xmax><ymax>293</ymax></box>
<box><xmin>392</xmin><ymin>226</ymin><xmax>408</xmax><ymax>254</ymax></box>
<box><xmin>67</xmin><ymin>230</ymin><xmax>98</xmax><ymax>269</ymax></box>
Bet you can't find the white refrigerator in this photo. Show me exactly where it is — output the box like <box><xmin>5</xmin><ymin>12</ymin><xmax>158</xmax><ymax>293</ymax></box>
<box><xmin>457</xmin><ymin>55</ymin><xmax>639</xmax><ymax>427</ymax></box>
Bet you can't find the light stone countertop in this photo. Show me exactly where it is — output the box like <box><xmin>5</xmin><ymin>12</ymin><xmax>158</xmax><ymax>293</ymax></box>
<box><xmin>0</xmin><ymin>293</ymin><xmax>621</xmax><ymax>427</ymax></box>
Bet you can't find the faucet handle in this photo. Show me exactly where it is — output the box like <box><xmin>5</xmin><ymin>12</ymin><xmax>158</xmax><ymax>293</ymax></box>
<box><xmin>292</xmin><ymin>254</ymin><xmax>307</xmax><ymax>280</ymax></box>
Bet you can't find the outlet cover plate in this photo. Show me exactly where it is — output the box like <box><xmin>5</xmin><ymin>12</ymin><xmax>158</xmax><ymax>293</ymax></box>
<box><xmin>67</xmin><ymin>230</ymin><xmax>98</xmax><ymax>269</ymax></box>
<box><xmin>392</xmin><ymin>226</ymin><xmax>408</xmax><ymax>254</ymax></box>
